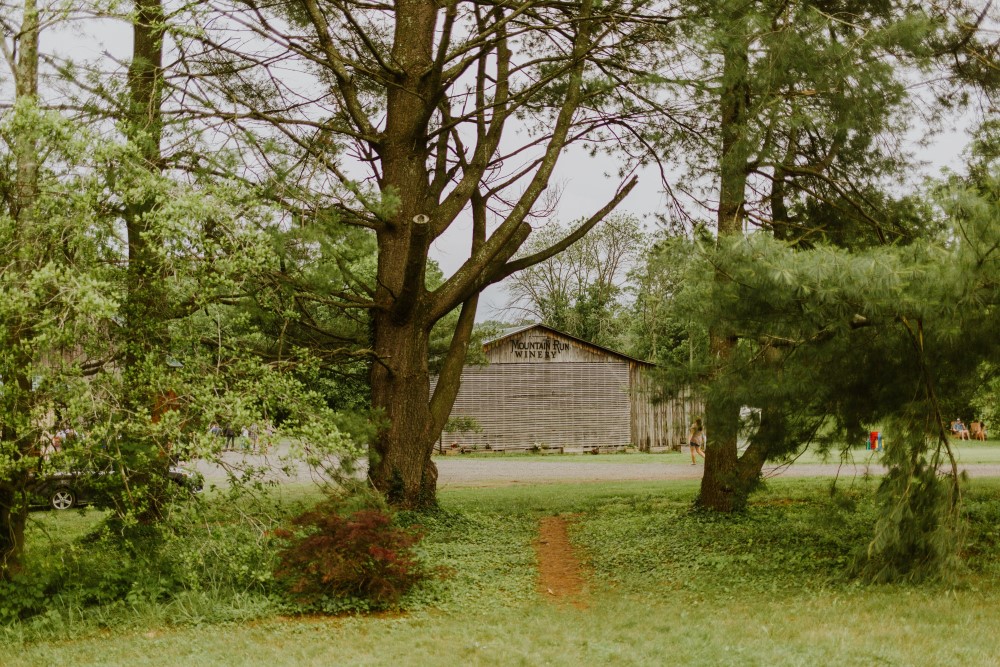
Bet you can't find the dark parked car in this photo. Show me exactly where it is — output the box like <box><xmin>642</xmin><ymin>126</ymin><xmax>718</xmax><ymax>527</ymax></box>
<box><xmin>30</xmin><ymin>466</ymin><xmax>204</xmax><ymax>511</ymax></box>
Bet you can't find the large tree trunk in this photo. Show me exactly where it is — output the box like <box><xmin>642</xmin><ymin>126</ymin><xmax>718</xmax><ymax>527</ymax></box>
<box><xmin>117</xmin><ymin>0</ymin><xmax>171</xmax><ymax>523</ymax></box>
<box><xmin>365</xmin><ymin>0</ymin><xmax>440</xmax><ymax>507</ymax></box>
<box><xmin>0</xmin><ymin>0</ymin><xmax>40</xmax><ymax>580</ymax></box>
<box><xmin>368</xmin><ymin>317</ymin><xmax>439</xmax><ymax>507</ymax></box>
<box><xmin>698</xmin><ymin>7</ymin><xmax>753</xmax><ymax>512</ymax></box>
<box><xmin>368</xmin><ymin>295</ymin><xmax>479</xmax><ymax>508</ymax></box>
<box><xmin>700</xmin><ymin>331</ymin><xmax>744</xmax><ymax>511</ymax></box>
<box><xmin>0</xmin><ymin>489</ymin><xmax>26</xmax><ymax>578</ymax></box>
<box><xmin>123</xmin><ymin>0</ymin><xmax>166</xmax><ymax>369</ymax></box>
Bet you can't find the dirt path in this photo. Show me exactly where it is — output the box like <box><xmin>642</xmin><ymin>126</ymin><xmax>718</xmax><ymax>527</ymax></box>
<box><xmin>534</xmin><ymin>515</ymin><xmax>589</xmax><ymax>609</ymax></box>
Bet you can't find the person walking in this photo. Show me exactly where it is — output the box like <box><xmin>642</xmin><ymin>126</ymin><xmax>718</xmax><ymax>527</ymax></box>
<box><xmin>248</xmin><ymin>423</ymin><xmax>259</xmax><ymax>452</ymax></box>
<box><xmin>689</xmin><ymin>418</ymin><xmax>706</xmax><ymax>464</ymax></box>
<box><xmin>223</xmin><ymin>424</ymin><xmax>236</xmax><ymax>451</ymax></box>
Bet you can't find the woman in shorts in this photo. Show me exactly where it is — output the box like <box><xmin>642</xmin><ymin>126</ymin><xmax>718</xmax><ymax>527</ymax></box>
<box><xmin>689</xmin><ymin>418</ymin><xmax>706</xmax><ymax>465</ymax></box>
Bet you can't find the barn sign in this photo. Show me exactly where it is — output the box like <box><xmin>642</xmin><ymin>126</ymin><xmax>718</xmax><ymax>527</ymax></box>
<box><xmin>508</xmin><ymin>334</ymin><xmax>571</xmax><ymax>360</ymax></box>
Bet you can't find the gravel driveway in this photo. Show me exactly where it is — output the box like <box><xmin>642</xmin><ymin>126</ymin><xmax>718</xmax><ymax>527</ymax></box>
<box><xmin>433</xmin><ymin>459</ymin><xmax>1000</xmax><ymax>486</ymax></box>
<box><xmin>190</xmin><ymin>446</ymin><xmax>1000</xmax><ymax>488</ymax></box>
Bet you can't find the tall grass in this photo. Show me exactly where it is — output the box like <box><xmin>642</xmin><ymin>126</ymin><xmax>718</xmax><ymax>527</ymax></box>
<box><xmin>6</xmin><ymin>478</ymin><xmax>1000</xmax><ymax>665</ymax></box>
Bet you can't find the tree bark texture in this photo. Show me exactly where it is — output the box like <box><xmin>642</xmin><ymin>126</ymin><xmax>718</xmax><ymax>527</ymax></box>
<box><xmin>368</xmin><ymin>318</ymin><xmax>439</xmax><ymax>506</ymax></box>
<box><xmin>363</xmin><ymin>0</ymin><xmax>437</xmax><ymax>505</ymax></box>
<box><xmin>0</xmin><ymin>488</ymin><xmax>26</xmax><ymax>578</ymax></box>
<box><xmin>120</xmin><ymin>0</ymin><xmax>172</xmax><ymax>523</ymax></box>
<box><xmin>0</xmin><ymin>0</ymin><xmax>39</xmax><ymax>580</ymax></box>
<box><xmin>698</xmin><ymin>7</ymin><xmax>754</xmax><ymax>512</ymax></box>
<box><xmin>123</xmin><ymin>0</ymin><xmax>167</xmax><ymax>372</ymax></box>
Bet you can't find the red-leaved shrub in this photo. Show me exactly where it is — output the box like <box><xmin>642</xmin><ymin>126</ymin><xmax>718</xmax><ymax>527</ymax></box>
<box><xmin>273</xmin><ymin>502</ymin><xmax>426</xmax><ymax>608</ymax></box>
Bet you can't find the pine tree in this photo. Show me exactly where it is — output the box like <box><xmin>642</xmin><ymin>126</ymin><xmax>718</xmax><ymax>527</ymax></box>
<box><xmin>648</xmin><ymin>0</ymin><xmax>998</xmax><ymax>511</ymax></box>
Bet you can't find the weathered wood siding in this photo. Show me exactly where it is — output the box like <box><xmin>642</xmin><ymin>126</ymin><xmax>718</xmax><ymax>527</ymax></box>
<box><xmin>438</xmin><ymin>362</ymin><xmax>631</xmax><ymax>449</ymax></box>
<box><xmin>629</xmin><ymin>364</ymin><xmax>704</xmax><ymax>450</ymax></box>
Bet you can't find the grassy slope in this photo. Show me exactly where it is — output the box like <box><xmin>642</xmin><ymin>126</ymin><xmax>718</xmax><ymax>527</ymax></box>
<box><xmin>5</xmin><ymin>479</ymin><xmax>1000</xmax><ymax>666</ymax></box>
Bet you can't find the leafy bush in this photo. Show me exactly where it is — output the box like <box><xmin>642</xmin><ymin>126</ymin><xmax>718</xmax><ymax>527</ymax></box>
<box><xmin>0</xmin><ymin>574</ymin><xmax>51</xmax><ymax>624</ymax></box>
<box><xmin>0</xmin><ymin>487</ymin><xmax>289</xmax><ymax>631</ymax></box>
<box><xmin>273</xmin><ymin>499</ymin><xmax>427</xmax><ymax>611</ymax></box>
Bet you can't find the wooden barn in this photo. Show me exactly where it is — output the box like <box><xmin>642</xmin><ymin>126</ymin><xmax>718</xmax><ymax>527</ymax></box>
<box><xmin>436</xmin><ymin>324</ymin><xmax>700</xmax><ymax>452</ymax></box>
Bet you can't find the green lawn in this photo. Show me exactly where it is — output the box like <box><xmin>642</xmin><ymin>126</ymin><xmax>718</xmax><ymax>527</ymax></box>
<box><xmin>4</xmin><ymin>479</ymin><xmax>1000</xmax><ymax>666</ymax></box>
<box><xmin>8</xmin><ymin>587</ymin><xmax>1000</xmax><ymax>666</ymax></box>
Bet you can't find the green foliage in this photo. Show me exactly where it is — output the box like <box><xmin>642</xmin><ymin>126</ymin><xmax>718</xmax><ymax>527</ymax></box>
<box><xmin>0</xmin><ymin>575</ymin><xmax>49</xmax><ymax>625</ymax></box>
<box><xmin>661</xmin><ymin>0</ymin><xmax>954</xmax><ymax>246</ymax></box>
<box><xmin>971</xmin><ymin>362</ymin><xmax>1000</xmax><ymax>430</ymax></box>
<box><xmin>402</xmin><ymin>504</ymin><xmax>538</xmax><ymax>611</ymax></box>
<box><xmin>273</xmin><ymin>496</ymin><xmax>428</xmax><ymax>611</ymax></box>
<box><xmin>0</xmin><ymin>97</ymin><xmax>124</xmax><ymax>569</ymax></box>
<box><xmin>242</xmin><ymin>215</ymin><xmax>377</xmax><ymax>413</ymax></box>
<box><xmin>12</xmin><ymin>479</ymin><xmax>1000</xmax><ymax>657</ymax></box>
<box><xmin>623</xmin><ymin>231</ymin><xmax>710</xmax><ymax>371</ymax></box>
<box><xmin>660</xmin><ymin>126</ymin><xmax>999</xmax><ymax>454</ymax></box>
<box><xmin>681</xmin><ymin>154</ymin><xmax>997</xmax><ymax>560</ymax></box>
<box><xmin>640</xmin><ymin>124</ymin><xmax>998</xmax><ymax>561</ymax></box>
<box><xmin>640</xmin><ymin>0</ymin><xmax>995</xmax><ymax>523</ymax></box>
<box><xmin>572</xmin><ymin>482</ymin><xmax>876</xmax><ymax>595</ymax></box>
<box><xmin>857</xmin><ymin>435</ymin><xmax>963</xmax><ymax>584</ymax></box>
<box><xmin>0</xmin><ymin>105</ymin><xmax>371</xmax><ymax>526</ymax></box>
<box><xmin>0</xmin><ymin>490</ymin><xmax>285</xmax><ymax>627</ymax></box>
<box><xmin>504</xmin><ymin>214</ymin><xmax>646</xmax><ymax>348</ymax></box>
<box><xmin>443</xmin><ymin>416</ymin><xmax>483</xmax><ymax>434</ymax></box>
